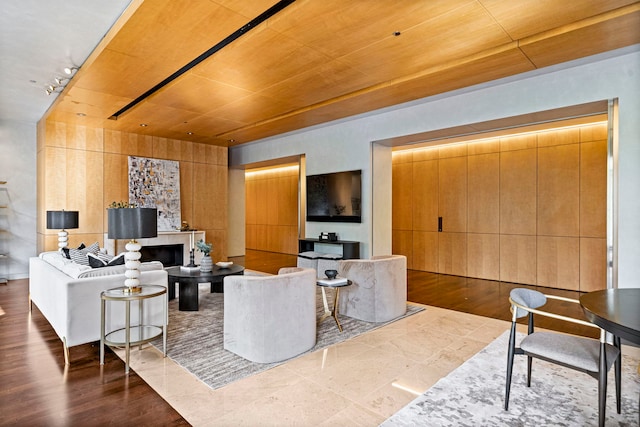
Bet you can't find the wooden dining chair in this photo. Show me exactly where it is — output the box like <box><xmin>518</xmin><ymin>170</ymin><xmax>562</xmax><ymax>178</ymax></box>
<box><xmin>504</xmin><ymin>288</ymin><xmax>622</xmax><ymax>427</ymax></box>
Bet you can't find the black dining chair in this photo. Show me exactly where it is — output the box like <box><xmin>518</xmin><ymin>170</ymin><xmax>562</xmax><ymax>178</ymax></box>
<box><xmin>504</xmin><ymin>288</ymin><xmax>622</xmax><ymax>427</ymax></box>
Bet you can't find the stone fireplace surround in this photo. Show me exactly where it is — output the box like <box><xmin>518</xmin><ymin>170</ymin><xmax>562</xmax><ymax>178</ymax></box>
<box><xmin>104</xmin><ymin>231</ymin><xmax>206</xmax><ymax>267</ymax></box>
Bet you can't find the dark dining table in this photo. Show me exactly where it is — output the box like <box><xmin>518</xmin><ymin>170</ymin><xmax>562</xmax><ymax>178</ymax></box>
<box><xmin>580</xmin><ymin>288</ymin><xmax>640</xmax><ymax>425</ymax></box>
<box><xmin>580</xmin><ymin>288</ymin><xmax>640</xmax><ymax>346</ymax></box>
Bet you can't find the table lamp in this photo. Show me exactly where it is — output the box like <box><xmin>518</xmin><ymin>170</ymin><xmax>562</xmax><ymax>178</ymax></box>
<box><xmin>107</xmin><ymin>207</ymin><xmax>157</xmax><ymax>293</ymax></box>
<box><xmin>46</xmin><ymin>210</ymin><xmax>79</xmax><ymax>249</ymax></box>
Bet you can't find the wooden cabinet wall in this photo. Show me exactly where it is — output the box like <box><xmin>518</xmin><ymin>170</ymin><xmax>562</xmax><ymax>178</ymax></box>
<box><xmin>392</xmin><ymin>121</ymin><xmax>607</xmax><ymax>291</ymax></box>
<box><xmin>36</xmin><ymin>121</ymin><xmax>229</xmax><ymax>262</ymax></box>
<box><xmin>245</xmin><ymin>166</ymin><xmax>299</xmax><ymax>255</ymax></box>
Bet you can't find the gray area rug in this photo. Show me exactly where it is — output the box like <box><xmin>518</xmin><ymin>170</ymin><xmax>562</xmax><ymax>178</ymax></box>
<box><xmin>151</xmin><ymin>286</ymin><xmax>423</xmax><ymax>391</ymax></box>
<box><xmin>381</xmin><ymin>330</ymin><xmax>640</xmax><ymax>426</ymax></box>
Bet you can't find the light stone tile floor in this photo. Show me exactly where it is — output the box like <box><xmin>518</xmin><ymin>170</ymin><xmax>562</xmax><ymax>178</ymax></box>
<box><xmin>118</xmin><ymin>305</ymin><xmax>640</xmax><ymax>426</ymax></box>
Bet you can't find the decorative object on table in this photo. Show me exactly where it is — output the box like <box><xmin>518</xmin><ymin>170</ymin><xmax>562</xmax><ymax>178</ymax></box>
<box><xmin>46</xmin><ymin>210</ymin><xmax>79</xmax><ymax>249</ymax></box>
<box><xmin>196</xmin><ymin>239</ymin><xmax>213</xmax><ymax>272</ymax></box>
<box><xmin>181</xmin><ymin>229</ymin><xmax>199</xmax><ymax>270</ymax></box>
<box><xmin>324</xmin><ymin>269</ymin><xmax>337</xmax><ymax>279</ymax></box>
<box><xmin>107</xmin><ymin>204</ymin><xmax>157</xmax><ymax>293</ymax></box>
<box><xmin>179</xmin><ymin>220</ymin><xmax>193</xmax><ymax>231</ymax></box>
<box><xmin>216</xmin><ymin>261</ymin><xmax>233</xmax><ymax>268</ymax></box>
<box><xmin>327</xmin><ymin>232</ymin><xmax>338</xmax><ymax>241</ymax></box>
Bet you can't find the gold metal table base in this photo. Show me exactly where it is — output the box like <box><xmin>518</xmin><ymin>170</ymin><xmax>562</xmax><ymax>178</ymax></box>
<box><xmin>319</xmin><ymin>287</ymin><xmax>344</xmax><ymax>332</ymax></box>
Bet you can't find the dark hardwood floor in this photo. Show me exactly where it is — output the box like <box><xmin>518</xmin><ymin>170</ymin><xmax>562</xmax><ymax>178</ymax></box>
<box><xmin>0</xmin><ymin>278</ymin><xmax>189</xmax><ymax>426</ymax></box>
<box><xmin>0</xmin><ymin>249</ymin><xmax>597</xmax><ymax>425</ymax></box>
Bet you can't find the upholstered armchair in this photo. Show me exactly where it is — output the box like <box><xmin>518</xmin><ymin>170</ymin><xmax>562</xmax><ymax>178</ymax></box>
<box><xmin>223</xmin><ymin>267</ymin><xmax>317</xmax><ymax>363</ymax></box>
<box><xmin>337</xmin><ymin>255</ymin><xmax>407</xmax><ymax>322</ymax></box>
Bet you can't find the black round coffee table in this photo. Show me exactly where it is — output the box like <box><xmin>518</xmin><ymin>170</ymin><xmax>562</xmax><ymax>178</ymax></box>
<box><xmin>166</xmin><ymin>265</ymin><xmax>244</xmax><ymax>311</ymax></box>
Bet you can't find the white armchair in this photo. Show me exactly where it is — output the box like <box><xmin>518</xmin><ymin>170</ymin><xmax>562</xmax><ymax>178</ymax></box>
<box><xmin>337</xmin><ymin>255</ymin><xmax>407</xmax><ymax>322</ymax></box>
<box><xmin>223</xmin><ymin>267</ymin><xmax>317</xmax><ymax>363</ymax></box>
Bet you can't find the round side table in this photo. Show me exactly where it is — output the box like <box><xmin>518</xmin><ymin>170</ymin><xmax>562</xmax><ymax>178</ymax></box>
<box><xmin>316</xmin><ymin>277</ymin><xmax>352</xmax><ymax>332</ymax></box>
<box><xmin>100</xmin><ymin>285</ymin><xmax>167</xmax><ymax>374</ymax></box>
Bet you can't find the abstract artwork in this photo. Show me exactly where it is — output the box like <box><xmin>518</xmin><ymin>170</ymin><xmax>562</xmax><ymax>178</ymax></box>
<box><xmin>128</xmin><ymin>156</ymin><xmax>181</xmax><ymax>231</ymax></box>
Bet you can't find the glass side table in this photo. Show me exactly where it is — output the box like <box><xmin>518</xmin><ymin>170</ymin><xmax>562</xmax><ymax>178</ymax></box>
<box><xmin>100</xmin><ymin>285</ymin><xmax>167</xmax><ymax>374</ymax></box>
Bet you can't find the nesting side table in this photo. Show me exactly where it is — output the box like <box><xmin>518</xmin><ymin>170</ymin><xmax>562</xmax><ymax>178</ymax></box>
<box><xmin>100</xmin><ymin>285</ymin><xmax>167</xmax><ymax>374</ymax></box>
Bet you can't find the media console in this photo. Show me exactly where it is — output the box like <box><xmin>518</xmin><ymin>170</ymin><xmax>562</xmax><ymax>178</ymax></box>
<box><xmin>298</xmin><ymin>238</ymin><xmax>360</xmax><ymax>260</ymax></box>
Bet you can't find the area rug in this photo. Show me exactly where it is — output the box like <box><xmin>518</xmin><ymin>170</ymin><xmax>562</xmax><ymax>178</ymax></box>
<box><xmin>151</xmin><ymin>286</ymin><xmax>423</xmax><ymax>391</ymax></box>
<box><xmin>381</xmin><ymin>330</ymin><xmax>640</xmax><ymax>426</ymax></box>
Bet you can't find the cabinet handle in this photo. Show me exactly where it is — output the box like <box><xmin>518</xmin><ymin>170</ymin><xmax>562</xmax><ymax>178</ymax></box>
<box><xmin>438</xmin><ymin>216</ymin><xmax>443</xmax><ymax>232</ymax></box>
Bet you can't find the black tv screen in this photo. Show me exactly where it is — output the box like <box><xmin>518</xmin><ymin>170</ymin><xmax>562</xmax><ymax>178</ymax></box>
<box><xmin>306</xmin><ymin>170</ymin><xmax>362</xmax><ymax>223</ymax></box>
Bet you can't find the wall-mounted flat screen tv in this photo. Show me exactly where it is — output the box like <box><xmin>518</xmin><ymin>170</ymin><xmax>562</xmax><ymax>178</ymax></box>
<box><xmin>306</xmin><ymin>169</ymin><xmax>362</xmax><ymax>223</ymax></box>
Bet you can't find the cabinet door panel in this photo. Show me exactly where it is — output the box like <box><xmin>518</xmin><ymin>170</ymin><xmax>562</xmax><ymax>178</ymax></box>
<box><xmin>580</xmin><ymin>140</ymin><xmax>607</xmax><ymax>238</ymax></box>
<box><xmin>580</xmin><ymin>237</ymin><xmax>606</xmax><ymax>292</ymax></box>
<box><xmin>538</xmin><ymin>144</ymin><xmax>580</xmax><ymax>237</ymax></box>
<box><xmin>468</xmin><ymin>153</ymin><xmax>499</xmax><ymax>234</ymax></box>
<box><xmin>500</xmin><ymin>235</ymin><xmax>536</xmax><ymax>285</ymax></box>
<box><xmin>413</xmin><ymin>160</ymin><xmax>438</xmax><ymax>231</ymax></box>
<box><xmin>413</xmin><ymin>231</ymin><xmax>438</xmax><ymax>272</ymax></box>
<box><xmin>537</xmin><ymin>236</ymin><xmax>579</xmax><ymax>290</ymax></box>
<box><xmin>392</xmin><ymin>162</ymin><xmax>413</xmax><ymax>230</ymax></box>
<box><xmin>439</xmin><ymin>157</ymin><xmax>467</xmax><ymax>232</ymax></box>
<box><xmin>467</xmin><ymin>233</ymin><xmax>499</xmax><ymax>280</ymax></box>
<box><xmin>500</xmin><ymin>149</ymin><xmax>536</xmax><ymax>235</ymax></box>
<box><xmin>393</xmin><ymin>230</ymin><xmax>413</xmax><ymax>269</ymax></box>
<box><xmin>438</xmin><ymin>232</ymin><xmax>467</xmax><ymax>276</ymax></box>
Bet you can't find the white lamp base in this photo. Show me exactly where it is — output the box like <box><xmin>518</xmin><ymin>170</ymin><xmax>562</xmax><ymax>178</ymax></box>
<box><xmin>57</xmin><ymin>230</ymin><xmax>68</xmax><ymax>249</ymax></box>
<box><xmin>124</xmin><ymin>240</ymin><xmax>142</xmax><ymax>293</ymax></box>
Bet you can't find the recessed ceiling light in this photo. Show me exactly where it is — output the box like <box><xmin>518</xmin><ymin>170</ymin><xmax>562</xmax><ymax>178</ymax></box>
<box><xmin>228</xmin><ymin>139</ymin><xmax>235</xmax><ymax>143</ymax></box>
<box><xmin>187</xmin><ymin>132</ymin><xmax>193</xmax><ymax>135</ymax></box>
<box><xmin>76</xmin><ymin>113</ymin><xmax>86</xmax><ymax>117</ymax></box>
<box><xmin>139</xmin><ymin>123</ymin><xmax>148</xmax><ymax>127</ymax></box>
<box><xmin>393</xmin><ymin>31</ymin><xmax>401</xmax><ymax>36</ymax></box>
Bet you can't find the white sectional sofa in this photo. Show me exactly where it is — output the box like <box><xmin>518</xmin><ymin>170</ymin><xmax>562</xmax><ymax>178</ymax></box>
<box><xmin>29</xmin><ymin>251</ymin><xmax>168</xmax><ymax>364</ymax></box>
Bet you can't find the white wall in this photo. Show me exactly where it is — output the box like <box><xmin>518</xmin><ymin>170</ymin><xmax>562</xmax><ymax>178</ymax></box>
<box><xmin>230</xmin><ymin>45</ymin><xmax>640</xmax><ymax>287</ymax></box>
<box><xmin>0</xmin><ymin>119</ymin><xmax>37</xmax><ymax>279</ymax></box>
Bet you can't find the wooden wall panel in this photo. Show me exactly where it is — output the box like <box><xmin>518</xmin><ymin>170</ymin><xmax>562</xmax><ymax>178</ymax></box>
<box><xmin>580</xmin><ymin>140</ymin><xmax>607</xmax><ymax>237</ymax></box>
<box><xmin>244</xmin><ymin>167</ymin><xmax>300</xmax><ymax>254</ymax></box>
<box><xmin>537</xmin><ymin>236</ymin><xmax>579</xmax><ymax>290</ymax></box>
<box><xmin>392</xmin><ymin>162</ymin><xmax>413</xmax><ymax>230</ymax></box>
<box><xmin>500</xmin><ymin>148</ymin><xmax>536</xmax><ymax>235</ymax></box>
<box><xmin>392</xmin><ymin>230</ymin><xmax>413</xmax><ymax>269</ymax></box>
<box><xmin>468</xmin><ymin>153</ymin><xmax>499</xmax><ymax>234</ymax></box>
<box><xmin>580</xmin><ymin>237</ymin><xmax>607</xmax><ymax>292</ymax></box>
<box><xmin>500</xmin><ymin>133</ymin><xmax>536</xmax><ymax>152</ymax></box>
<box><xmin>245</xmin><ymin>177</ymin><xmax>257</xmax><ymax>225</ymax></box>
<box><xmin>439</xmin><ymin>156</ymin><xmax>467</xmax><ymax>232</ymax></box>
<box><xmin>179</xmin><ymin>161</ymin><xmax>194</xmax><ymax>227</ymax></box>
<box><xmin>413</xmin><ymin>231</ymin><xmax>438</xmax><ymax>272</ymax></box>
<box><xmin>391</xmin><ymin>120</ymin><xmax>606</xmax><ymax>290</ymax></box>
<box><xmin>246</xmin><ymin>223</ymin><xmax>257</xmax><ymax>249</ymax></box>
<box><xmin>255</xmin><ymin>178</ymin><xmax>268</xmax><ymax>225</ymax></box>
<box><xmin>467</xmin><ymin>233</ymin><xmax>499</xmax><ymax>280</ymax></box>
<box><xmin>266</xmin><ymin>177</ymin><xmax>279</xmax><ymax>225</ymax></box>
<box><xmin>538</xmin><ymin>144</ymin><xmax>580</xmax><ymax>237</ymax></box>
<box><xmin>537</xmin><ymin>127</ymin><xmax>580</xmax><ymax>148</ymax></box>
<box><xmin>412</xmin><ymin>160</ymin><xmax>438</xmax><ymax>231</ymax></box>
<box><xmin>39</xmin><ymin>122</ymin><xmax>229</xmax><ymax>258</ymax></box>
<box><xmin>500</xmin><ymin>234</ymin><xmax>536</xmax><ymax>285</ymax></box>
<box><xmin>438</xmin><ymin>232</ymin><xmax>467</xmax><ymax>276</ymax></box>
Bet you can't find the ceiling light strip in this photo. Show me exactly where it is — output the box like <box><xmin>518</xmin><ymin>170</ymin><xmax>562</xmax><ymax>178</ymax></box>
<box><xmin>109</xmin><ymin>0</ymin><xmax>296</xmax><ymax>120</ymax></box>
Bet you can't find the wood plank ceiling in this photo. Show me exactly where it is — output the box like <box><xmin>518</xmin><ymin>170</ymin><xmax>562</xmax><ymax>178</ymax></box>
<box><xmin>43</xmin><ymin>0</ymin><xmax>640</xmax><ymax>146</ymax></box>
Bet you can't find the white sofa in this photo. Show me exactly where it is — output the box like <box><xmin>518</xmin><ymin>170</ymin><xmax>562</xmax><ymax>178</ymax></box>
<box><xmin>223</xmin><ymin>267</ymin><xmax>317</xmax><ymax>363</ymax></box>
<box><xmin>29</xmin><ymin>252</ymin><xmax>168</xmax><ymax>364</ymax></box>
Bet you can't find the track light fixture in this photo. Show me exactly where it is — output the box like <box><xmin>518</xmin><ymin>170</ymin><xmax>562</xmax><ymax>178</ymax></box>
<box><xmin>45</xmin><ymin>85</ymin><xmax>64</xmax><ymax>95</ymax></box>
<box><xmin>44</xmin><ymin>65</ymin><xmax>78</xmax><ymax>96</ymax></box>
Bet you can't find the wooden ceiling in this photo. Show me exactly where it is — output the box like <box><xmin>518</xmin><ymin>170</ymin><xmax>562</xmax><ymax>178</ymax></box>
<box><xmin>43</xmin><ymin>0</ymin><xmax>640</xmax><ymax>146</ymax></box>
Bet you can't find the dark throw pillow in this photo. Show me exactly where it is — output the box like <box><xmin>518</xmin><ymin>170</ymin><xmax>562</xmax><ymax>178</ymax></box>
<box><xmin>61</xmin><ymin>242</ymin><xmax>86</xmax><ymax>259</ymax></box>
